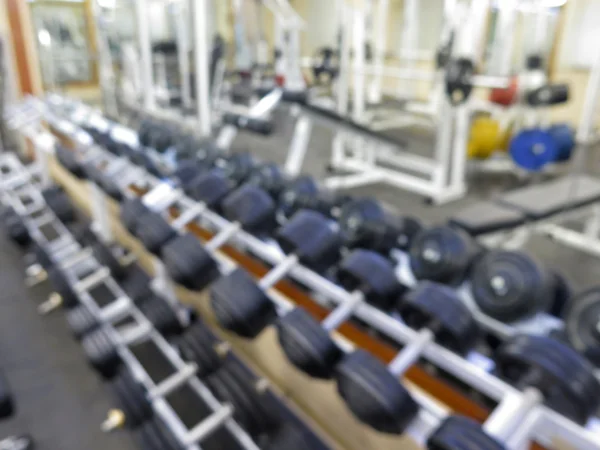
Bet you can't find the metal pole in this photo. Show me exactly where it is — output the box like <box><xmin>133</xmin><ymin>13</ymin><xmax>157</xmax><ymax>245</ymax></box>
<box><xmin>134</xmin><ymin>0</ymin><xmax>155</xmax><ymax>110</ymax></box>
<box><xmin>398</xmin><ymin>0</ymin><xmax>418</xmax><ymax>98</ymax></box>
<box><xmin>193</xmin><ymin>0</ymin><xmax>212</xmax><ymax>136</ymax></box>
<box><xmin>367</xmin><ymin>0</ymin><xmax>389</xmax><ymax>104</ymax></box>
<box><xmin>173</xmin><ymin>1</ymin><xmax>192</xmax><ymax>110</ymax></box>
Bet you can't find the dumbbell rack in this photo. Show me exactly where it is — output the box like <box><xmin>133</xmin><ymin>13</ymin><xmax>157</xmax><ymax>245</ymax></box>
<box><xmin>0</xmin><ymin>153</ymin><xmax>264</xmax><ymax>450</ymax></box>
<box><xmin>10</xmin><ymin>95</ymin><xmax>600</xmax><ymax>449</ymax></box>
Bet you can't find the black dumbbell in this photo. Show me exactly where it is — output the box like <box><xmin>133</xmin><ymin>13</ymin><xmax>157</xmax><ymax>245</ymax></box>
<box><xmin>265</xmin><ymin>423</ymin><xmax>326</xmax><ymax>450</ymax></box>
<box><xmin>338</xmin><ymin>197</ymin><xmax>423</xmax><ymax>253</ymax></box>
<box><xmin>564</xmin><ymin>286</ymin><xmax>600</xmax><ymax>367</ymax></box>
<box><xmin>335</xmin><ymin>282</ymin><xmax>478</xmax><ymax>434</ymax></box>
<box><xmin>496</xmin><ymin>334</ymin><xmax>600</xmax><ymax>425</ymax></box>
<box><xmin>175</xmin><ymin>322</ymin><xmax>231</xmax><ymax>378</ymax></box>
<box><xmin>209</xmin><ymin>210</ymin><xmax>343</xmax><ymax>338</ymax></box>
<box><xmin>41</xmin><ymin>186</ymin><xmax>76</xmax><ymax>224</ymax></box>
<box><xmin>205</xmin><ymin>358</ymin><xmax>280</xmax><ymax>437</ymax></box>
<box><xmin>101</xmin><ymin>370</ymin><xmax>154</xmax><ymax>432</ymax></box>
<box><xmin>135</xmin><ymin>418</ymin><xmax>182</xmax><ymax>450</ymax></box>
<box><xmin>55</xmin><ymin>144</ymin><xmax>86</xmax><ymax>179</ymax></box>
<box><xmin>274</xmin><ymin>249</ymin><xmax>404</xmax><ymax>379</ymax></box>
<box><xmin>69</xmin><ymin>293</ymin><xmax>183</xmax><ymax>340</ymax></box>
<box><xmin>277</xmin><ymin>175</ymin><xmax>319</xmax><ymax>221</ymax></box>
<box><xmin>161</xmin><ymin>184</ymin><xmax>276</xmax><ymax>290</ymax></box>
<box><xmin>246</xmin><ymin>162</ymin><xmax>286</xmax><ymax>199</ymax></box>
<box><xmin>469</xmin><ymin>250</ymin><xmax>554</xmax><ymax>322</ymax></box>
<box><xmin>1</xmin><ymin>206</ymin><xmax>30</xmax><ymax>247</ymax></box>
<box><xmin>222</xmin><ymin>113</ymin><xmax>273</xmax><ymax>135</ymax></box>
<box><xmin>547</xmin><ymin>270</ymin><xmax>571</xmax><ymax>318</ymax></box>
<box><xmin>81</xmin><ymin>327</ymin><xmax>122</xmax><ymax>379</ymax></box>
<box><xmin>92</xmin><ymin>241</ymin><xmax>137</xmax><ymax>280</ymax></box>
<box><xmin>409</xmin><ymin>225</ymin><xmax>479</xmax><ymax>285</ymax></box>
<box><xmin>38</xmin><ymin>251</ymin><xmax>109</xmax><ymax>314</ymax></box>
<box><xmin>428</xmin><ymin>335</ymin><xmax>600</xmax><ymax>449</ymax></box>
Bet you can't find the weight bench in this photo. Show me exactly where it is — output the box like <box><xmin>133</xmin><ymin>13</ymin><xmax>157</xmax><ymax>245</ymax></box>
<box><xmin>449</xmin><ymin>175</ymin><xmax>600</xmax><ymax>253</ymax></box>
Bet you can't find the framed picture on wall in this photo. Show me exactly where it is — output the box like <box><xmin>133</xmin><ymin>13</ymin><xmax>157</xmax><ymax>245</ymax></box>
<box><xmin>29</xmin><ymin>0</ymin><xmax>97</xmax><ymax>87</ymax></box>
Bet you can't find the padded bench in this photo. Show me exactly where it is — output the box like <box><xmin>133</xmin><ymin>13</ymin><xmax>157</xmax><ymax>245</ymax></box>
<box><xmin>450</xmin><ymin>175</ymin><xmax>600</xmax><ymax>236</ymax></box>
<box><xmin>449</xmin><ymin>202</ymin><xmax>526</xmax><ymax>236</ymax></box>
<box><xmin>497</xmin><ymin>175</ymin><xmax>600</xmax><ymax>220</ymax></box>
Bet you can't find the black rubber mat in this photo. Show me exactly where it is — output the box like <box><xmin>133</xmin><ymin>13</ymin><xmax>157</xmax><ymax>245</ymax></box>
<box><xmin>0</xmin><ymin>233</ymin><xmax>136</xmax><ymax>450</ymax></box>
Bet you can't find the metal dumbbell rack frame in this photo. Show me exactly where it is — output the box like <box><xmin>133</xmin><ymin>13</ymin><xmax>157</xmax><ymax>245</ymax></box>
<box><xmin>11</xmin><ymin>96</ymin><xmax>600</xmax><ymax>449</ymax></box>
<box><xmin>0</xmin><ymin>153</ymin><xmax>262</xmax><ymax>450</ymax></box>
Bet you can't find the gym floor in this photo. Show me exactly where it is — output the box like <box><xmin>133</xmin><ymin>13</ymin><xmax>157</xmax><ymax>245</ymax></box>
<box><xmin>1</xmin><ymin>111</ymin><xmax>599</xmax><ymax>449</ymax></box>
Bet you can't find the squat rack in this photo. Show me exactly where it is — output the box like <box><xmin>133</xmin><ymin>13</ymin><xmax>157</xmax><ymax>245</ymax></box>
<box><xmin>20</xmin><ymin>95</ymin><xmax>600</xmax><ymax>449</ymax></box>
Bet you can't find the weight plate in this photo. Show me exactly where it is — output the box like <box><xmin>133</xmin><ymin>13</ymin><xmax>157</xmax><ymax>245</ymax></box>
<box><xmin>210</xmin><ymin>268</ymin><xmax>276</xmax><ymax>338</ymax></box>
<box><xmin>495</xmin><ymin>334</ymin><xmax>600</xmax><ymax>424</ymax></box>
<box><xmin>277</xmin><ymin>308</ymin><xmax>343</xmax><ymax>379</ymax></box>
<box><xmin>427</xmin><ymin>415</ymin><xmax>505</xmax><ymax>450</ymax></box>
<box><xmin>509</xmin><ymin>128</ymin><xmax>558</xmax><ymax>171</ymax></box>
<box><xmin>398</xmin><ymin>281</ymin><xmax>479</xmax><ymax>355</ymax></box>
<box><xmin>565</xmin><ymin>287</ymin><xmax>600</xmax><ymax>367</ymax></box>
<box><xmin>335</xmin><ymin>350</ymin><xmax>419</xmax><ymax>434</ymax></box>
<box><xmin>470</xmin><ymin>250</ymin><xmax>552</xmax><ymax>322</ymax></box>
<box><xmin>409</xmin><ymin>225</ymin><xmax>477</xmax><ymax>286</ymax></box>
<box><xmin>336</xmin><ymin>249</ymin><xmax>403</xmax><ymax>310</ymax></box>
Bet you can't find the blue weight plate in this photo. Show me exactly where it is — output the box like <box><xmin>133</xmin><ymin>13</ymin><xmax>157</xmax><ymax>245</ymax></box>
<box><xmin>509</xmin><ymin>129</ymin><xmax>558</xmax><ymax>171</ymax></box>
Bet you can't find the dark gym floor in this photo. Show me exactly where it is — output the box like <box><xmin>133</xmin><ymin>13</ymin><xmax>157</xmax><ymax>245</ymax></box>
<box><xmin>0</xmin><ymin>232</ymin><xmax>137</xmax><ymax>450</ymax></box>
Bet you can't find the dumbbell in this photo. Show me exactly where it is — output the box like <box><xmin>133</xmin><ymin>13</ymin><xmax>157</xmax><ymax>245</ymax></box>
<box><xmin>161</xmin><ymin>184</ymin><xmax>277</xmax><ymax>291</ymax></box>
<box><xmin>175</xmin><ymin>322</ymin><xmax>232</xmax><ymax>378</ymax></box>
<box><xmin>105</xmin><ymin>364</ymin><xmax>260</xmax><ymax>448</ymax></box>
<box><xmin>246</xmin><ymin>162</ymin><xmax>286</xmax><ymax>199</ymax></box>
<box><xmin>55</xmin><ymin>144</ymin><xmax>86</xmax><ymax>179</ymax></box>
<box><xmin>41</xmin><ymin>186</ymin><xmax>76</xmax><ymax>224</ymax></box>
<box><xmin>564</xmin><ymin>287</ymin><xmax>600</xmax><ymax>367</ymax></box>
<box><xmin>91</xmin><ymin>240</ymin><xmax>137</xmax><ymax>280</ymax></box>
<box><xmin>427</xmin><ymin>335</ymin><xmax>600</xmax><ymax>449</ymax></box>
<box><xmin>68</xmin><ymin>292</ymin><xmax>183</xmax><ymax>340</ymax></box>
<box><xmin>338</xmin><ymin>197</ymin><xmax>423</xmax><ymax>254</ymax></box>
<box><xmin>409</xmin><ymin>225</ymin><xmax>480</xmax><ymax>285</ymax></box>
<box><xmin>274</xmin><ymin>249</ymin><xmax>404</xmax><ymax>378</ymax></box>
<box><xmin>265</xmin><ymin>423</ymin><xmax>325</xmax><ymax>450</ymax></box>
<box><xmin>209</xmin><ymin>210</ymin><xmax>343</xmax><ymax>338</ymax></box>
<box><xmin>135</xmin><ymin>418</ymin><xmax>183</xmax><ymax>450</ymax></box>
<box><xmin>205</xmin><ymin>358</ymin><xmax>280</xmax><ymax>437</ymax></box>
<box><xmin>1</xmin><ymin>206</ymin><xmax>30</xmax><ymax>247</ymax></box>
<box><xmin>222</xmin><ymin>112</ymin><xmax>273</xmax><ymax>135</ymax></box>
<box><xmin>469</xmin><ymin>249</ymin><xmax>556</xmax><ymax>322</ymax></box>
<box><xmin>335</xmin><ymin>282</ymin><xmax>479</xmax><ymax>434</ymax></box>
<box><xmin>277</xmin><ymin>175</ymin><xmax>319</xmax><ymax>221</ymax></box>
<box><xmin>38</xmin><ymin>249</ymin><xmax>110</xmax><ymax>314</ymax></box>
